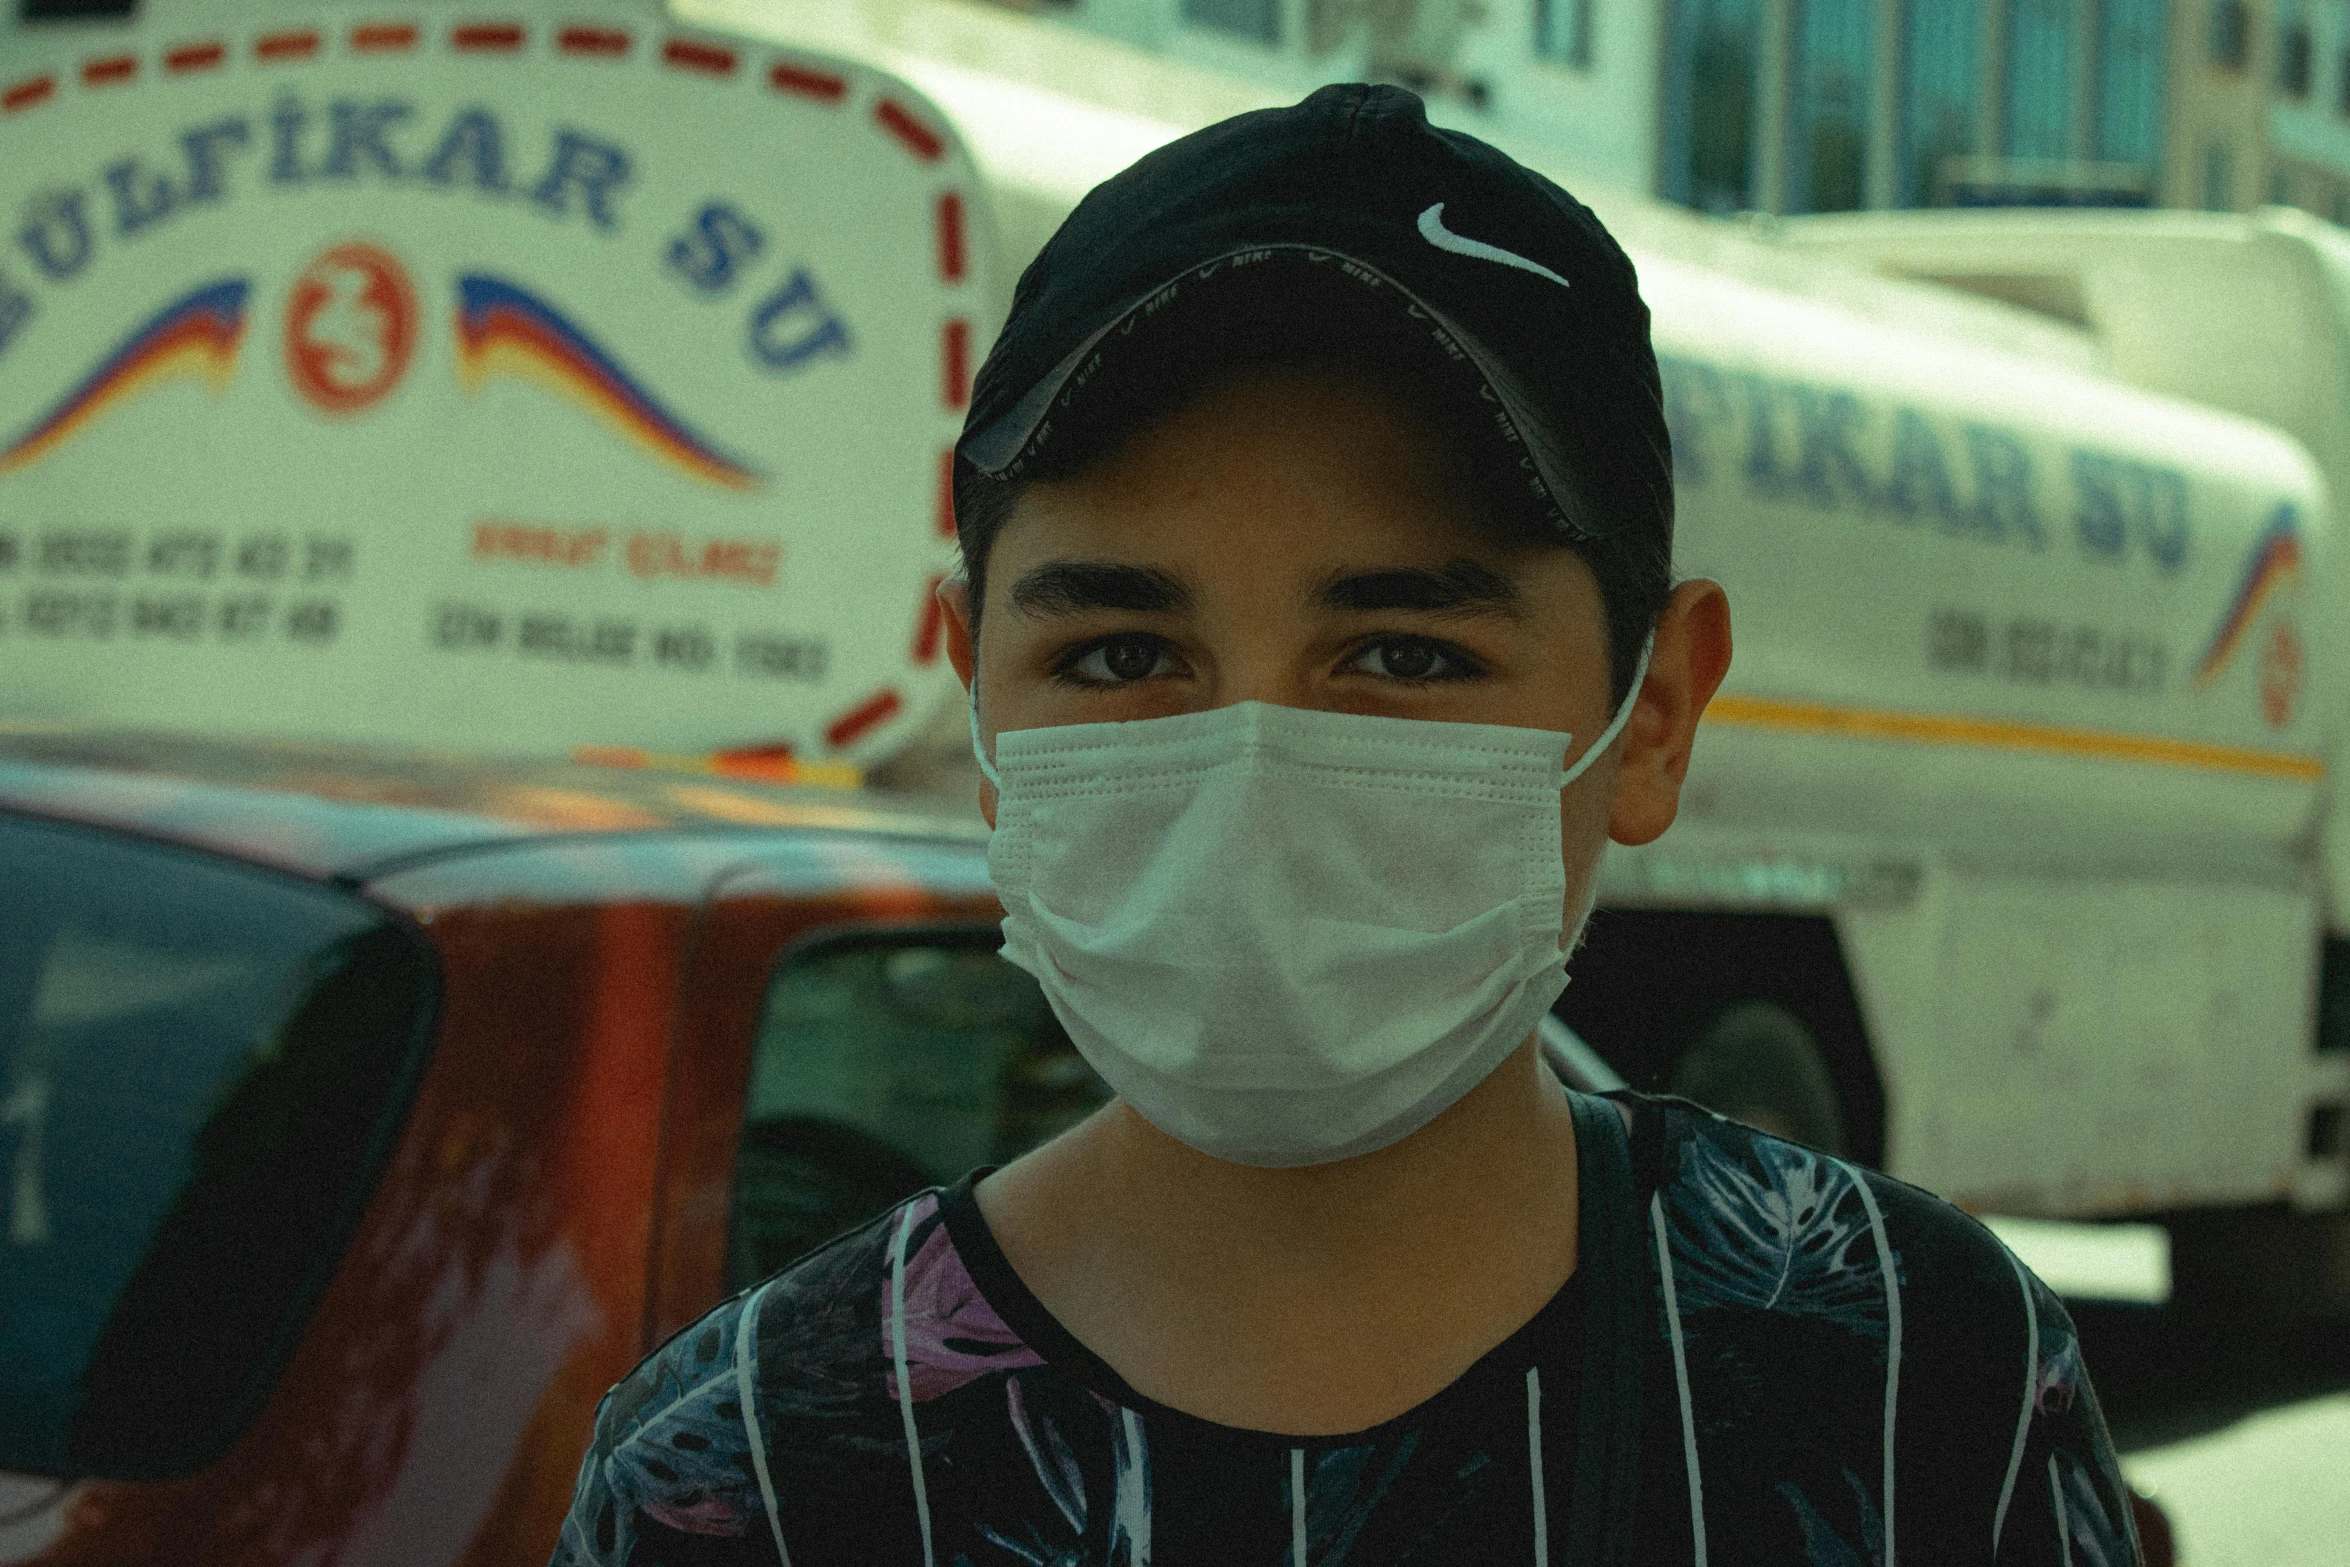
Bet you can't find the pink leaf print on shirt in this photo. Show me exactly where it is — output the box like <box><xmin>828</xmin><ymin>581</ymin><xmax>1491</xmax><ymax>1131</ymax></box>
<box><xmin>882</xmin><ymin>1194</ymin><xmax>1046</xmax><ymax>1403</ymax></box>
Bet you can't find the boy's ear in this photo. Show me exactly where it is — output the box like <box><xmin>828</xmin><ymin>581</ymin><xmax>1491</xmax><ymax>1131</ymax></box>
<box><xmin>940</xmin><ymin>576</ymin><xmax>977</xmax><ymax>691</ymax></box>
<box><xmin>939</xmin><ymin>576</ymin><xmax>998</xmax><ymax>827</ymax></box>
<box><xmin>1608</xmin><ymin>578</ymin><xmax>1732</xmax><ymax>847</ymax></box>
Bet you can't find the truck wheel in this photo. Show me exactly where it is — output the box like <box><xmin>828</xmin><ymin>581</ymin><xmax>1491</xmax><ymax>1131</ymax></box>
<box><xmin>2164</xmin><ymin>1204</ymin><xmax>2350</xmax><ymax>1325</ymax></box>
<box><xmin>1667</xmin><ymin>999</ymin><xmax>1852</xmax><ymax>1158</ymax></box>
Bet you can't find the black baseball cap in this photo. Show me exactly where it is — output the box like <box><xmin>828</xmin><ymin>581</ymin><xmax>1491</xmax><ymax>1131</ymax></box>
<box><xmin>957</xmin><ymin>82</ymin><xmax>1672</xmax><ymax>548</ymax></box>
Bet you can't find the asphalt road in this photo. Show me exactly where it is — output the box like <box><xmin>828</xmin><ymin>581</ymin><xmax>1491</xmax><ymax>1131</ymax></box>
<box><xmin>2073</xmin><ymin>1302</ymin><xmax>2350</xmax><ymax>1566</ymax></box>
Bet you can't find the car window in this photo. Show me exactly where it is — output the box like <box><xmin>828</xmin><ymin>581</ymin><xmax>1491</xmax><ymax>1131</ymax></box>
<box><xmin>728</xmin><ymin>931</ymin><xmax>1108</xmax><ymax>1289</ymax></box>
<box><xmin>0</xmin><ymin>814</ymin><xmax>437</xmax><ymax>1481</ymax></box>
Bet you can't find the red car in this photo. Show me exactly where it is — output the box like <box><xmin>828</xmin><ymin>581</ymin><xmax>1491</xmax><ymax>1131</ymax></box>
<box><xmin>0</xmin><ymin>726</ymin><xmax>1108</xmax><ymax>1565</ymax></box>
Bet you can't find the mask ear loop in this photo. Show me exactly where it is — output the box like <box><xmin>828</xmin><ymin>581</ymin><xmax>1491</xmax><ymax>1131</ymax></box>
<box><xmin>1559</xmin><ymin>632</ymin><xmax>1654</xmax><ymax>791</ymax></box>
<box><xmin>969</xmin><ymin>693</ymin><xmax>1002</xmax><ymax>789</ymax></box>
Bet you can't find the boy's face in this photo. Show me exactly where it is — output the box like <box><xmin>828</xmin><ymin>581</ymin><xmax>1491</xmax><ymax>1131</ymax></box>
<box><xmin>941</xmin><ymin>362</ymin><xmax>1730</xmax><ymax>922</ymax></box>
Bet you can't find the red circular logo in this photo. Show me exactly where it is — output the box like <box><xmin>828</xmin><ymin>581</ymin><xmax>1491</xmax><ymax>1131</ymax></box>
<box><xmin>2259</xmin><ymin>620</ymin><xmax>2306</xmax><ymax>730</ymax></box>
<box><xmin>284</xmin><ymin>242</ymin><xmax>418</xmax><ymax>415</ymax></box>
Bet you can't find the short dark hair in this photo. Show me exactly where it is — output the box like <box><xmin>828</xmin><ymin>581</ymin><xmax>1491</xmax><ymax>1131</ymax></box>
<box><xmin>953</xmin><ymin>265</ymin><xmax>1672</xmax><ymax>708</ymax></box>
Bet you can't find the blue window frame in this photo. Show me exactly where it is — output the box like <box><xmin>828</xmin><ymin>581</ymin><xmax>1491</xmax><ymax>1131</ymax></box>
<box><xmin>2209</xmin><ymin>0</ymin><xmax>2249</xmax><ymax>67</ymax></box>
<box><xmin>2005</xmin><ymin>0</ymin><xmax>2079</xmax><ymax>160</ymax></box>
<box><xmin>1535</xmin><ymin>0</ymin><xmax>1594</xmax><ymax>66</ymax></box>
<box><xmin>1789</xmin><ymin>0</ymin><xmax>1875</xmax><ymax>212</ymax></box>
<box><xmin>2094</xmin><ymin>0</ymin><xmax>2166</xmax><ymax>166</ymax></box>
<box><xmin>1664</xmin><ymin>0</ymin><xmax>1766</xmax><ymax>212</ymax></box>
<box><xmin>1900</xmin><ymin>0</ymin><xmax>1980</xmax><ymax>205</ymax></box>
<box><xmin>2277</xmin><ymin>2</ymin><xmax>2313</xmax><ymax>96</ymax></box>
<box><xmin>1182</xmin><ymin>0</ymin><xmax>1281</xmax><ymax>46</ymax></box>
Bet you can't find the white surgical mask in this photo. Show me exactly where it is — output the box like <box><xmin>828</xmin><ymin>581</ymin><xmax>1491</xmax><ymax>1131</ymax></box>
<box><xmin>973</xmin><ymin>640</ymin><xmax>1649</xmax><ymax>1167</ymax></box>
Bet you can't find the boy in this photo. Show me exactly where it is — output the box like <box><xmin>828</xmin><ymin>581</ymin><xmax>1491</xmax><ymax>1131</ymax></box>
<box><xmin>553</xmin><ymin>85</ymin><xmax>2138</xmax><ymax>1566</ymax></box>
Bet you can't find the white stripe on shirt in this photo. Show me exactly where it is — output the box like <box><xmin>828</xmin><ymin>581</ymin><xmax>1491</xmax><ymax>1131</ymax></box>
<box><xmin>2047</xmin><ymin>1453</ymin><xmax>2074</xmax><ymax>1567</ymax></box>
<box><xmin>1290</xmin><ymin>1447</ymin><xmax>1308</xmax><ymax>1567</ymax></box>
<box><xmin>1526</xmin><ymin>1365</ymin><xmax>1550</xmax><ymax>1567</ymax></box>
<box><xmin>891</xmin><ymin>1204</ymin><xmax>938</xmax><ymax>1567</ymax></box>
<box><xmin>1994</xmin><ymin>1247</ymin><xmax>2041</xmax><ymax>1555</ymax></box>
<box><xmin>734</xmin><ymin>1277</ymin><xmax>792</xmax><ymax>1567</ymax></box>
<box><xmin>1843</xmin><ymin>1162</ymin><xmax>1903</xmax><ymax>1567</ymax></box>
<box><xmin>1652</xmin><ymin>1191</ymin><xmax>1708</xmax><ymax>1567</ymax></box>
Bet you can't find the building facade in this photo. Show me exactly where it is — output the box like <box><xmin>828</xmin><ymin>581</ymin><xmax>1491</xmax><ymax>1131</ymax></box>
<box><xmin>1042</xmin><ymin>0</ymin><xmax>1669</xmax><ymax>199</ymax></box>
<box><xmin>11</xmin><ymin>0</ymin><xmax>2350</xmax><ymax>217</ymax></box>
<box><xmin>2188</xmin><ymin>0</ymin><xmax>2350</xmax><ymax>221</ymax></box>
<box><xmin>1034</xmin><ymin>0</ymin><xmax>2350</xmax><ymax>222</ymax></box>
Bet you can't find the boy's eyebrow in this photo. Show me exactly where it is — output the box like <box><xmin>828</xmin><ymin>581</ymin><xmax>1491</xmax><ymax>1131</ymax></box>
<box><xmin>1316</xmin><ymin>558</ymin><xmax>1525</xmax><ymax>619</ymax></box>
<box><xmin>1008</xmin><ymin>560</ymin><xmax>1193</xmax><ymax>618</ymax></box>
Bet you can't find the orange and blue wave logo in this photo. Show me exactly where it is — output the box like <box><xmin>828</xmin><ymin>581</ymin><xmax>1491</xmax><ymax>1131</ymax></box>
<box><xmin>456</xmin><ymin>276</ymin><xmax>759</xmax><ymax>491</ymax></box>
<box><xmin>2194</xmin><ymin>502</ymin><xmax>2304</xmax><ymax>688</ymax></box>
<box><xmin>0</xmin><ymin>279</ymin><xmax>248</xmax><ymax>474</ymax></box>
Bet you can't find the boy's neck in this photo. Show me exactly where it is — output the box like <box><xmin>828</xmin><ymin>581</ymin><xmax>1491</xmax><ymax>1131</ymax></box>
<box><xmin>973</xmin><ymin>1036</ymin><xmax>1582</xmax><ymax>1434</ymax></box>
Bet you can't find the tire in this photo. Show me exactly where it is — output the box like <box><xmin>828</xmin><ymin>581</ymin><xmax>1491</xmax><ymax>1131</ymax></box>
<box><xmin>1667</xmin><ymin>999</ymin><xmax>1852</xmax><ymax>1157</ymax></box>
<box><xmin>1555</xmin><ymin>912</ymin><xmax>1887</xmax><ymax>1166</ymax></box>
<box><xmin>2164</xmin><ymin>1203</ymin><xmax>2350</xmax><ymax>1326</ymax></box>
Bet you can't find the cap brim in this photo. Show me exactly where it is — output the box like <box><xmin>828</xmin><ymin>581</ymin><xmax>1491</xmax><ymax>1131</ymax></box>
<box><xmin>958</xmin><ymin>243</ymin><xmax>1618</xmax><ymax>543</ymax></box>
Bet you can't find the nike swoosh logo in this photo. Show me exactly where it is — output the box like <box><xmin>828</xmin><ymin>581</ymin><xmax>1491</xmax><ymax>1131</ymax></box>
<box><xmin>1417</xmin><ymin>203</ymin><xmax>1572</xmax><ymax>290</ymax></box>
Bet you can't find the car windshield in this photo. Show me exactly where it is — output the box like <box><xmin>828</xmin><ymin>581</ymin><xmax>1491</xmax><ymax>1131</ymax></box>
<box><xmin>0</xmin><ymin>814</ymin><xmax>436</xmax><ymax>1480</ymax></box>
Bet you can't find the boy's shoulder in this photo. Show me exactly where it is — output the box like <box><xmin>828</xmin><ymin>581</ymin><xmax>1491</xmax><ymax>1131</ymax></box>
<box><xmin>1626</xmin><ymin>1089</ymin><xmax>2033</xmax><ymax>1318</ymax></box>
<box><xmin>1622</xmin><ymin>1092</ymin><xmax>2140</xmax><ymax>1566</ymax></box>
<box><xmin>555</xmin><ymin>1192</ymin><xmax>949</xmax><ymax>1564</ymax></box>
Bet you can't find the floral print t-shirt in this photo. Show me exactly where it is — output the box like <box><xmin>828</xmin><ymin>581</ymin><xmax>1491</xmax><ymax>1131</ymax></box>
<box><xmin>550</xmin><ymin>1092</ymin><xmax>2141</xmax><ymax>1566</ymax></box>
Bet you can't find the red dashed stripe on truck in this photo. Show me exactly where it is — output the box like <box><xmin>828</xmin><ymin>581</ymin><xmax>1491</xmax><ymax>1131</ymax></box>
<box><xmin>943</xmin><ymin>320</ymin><xmax>971</xmax><ymax>410</ymax></box>
<box><xmin>937</xmin><ymin>192</ymin><xmax>966</xmax><ymax>283</ymax></box>
<box><xmin>826</xmin><ymin>691</ymin><xmax>905</xmax><ymax>750</ymax></box>
<box><xmin>662</xmin><ymin>38</ymin><xmax>736</xmax><ymax>76</ymax></box>
<box><xmin>350</xmin><ymin>22</ymin><xmax>420</xmax><ymax>52</ymax></box>
<box><xmin>557</xmin><ymin>27</ymin><xmax>630</xmax><ymax>57</ymax></box>
<box><xmin>1</xmin><ymin>74</ymin><xmax>54</xmax><ymax>111</ymax></box>
<box><xmin>875</xmin><ymin>97</ymin><xmax>944</xmax><ymax>161</ymax></box>
<box><xmin>769</xmin><ymin>60</ymin><xmax>846</xmax><ymax>101</ymax></box>
<box><xmin>4</xmin><ymin>14</ymin><xmax>971</xmax><ymax>760</ymax></box>
<box><xmin>449</xmin><ymin>22</ymin><xmax>524</xmax><ymax>52</ymax></box>
<box><xmin>164</xmin><ymin>41</ymin><xmax>226</xmax><ymax>72</ymax></box>
<box><xmin>255</xmin><ymin>30</ymin><xmax>321</xmax><ymax>61</ymax></box>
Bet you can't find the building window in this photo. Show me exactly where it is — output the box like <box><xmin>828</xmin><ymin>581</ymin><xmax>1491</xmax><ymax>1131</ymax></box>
<box><xmin>1901</xmin><ymin>0</ymin><xmax>1981</xmax><ymax>205</ymax></box>
<box><xmin>2280</xmin><ymin>16</ymin><xmax>2314</xmax><ymax>96</ymax></box>
<box><xmin>1663</xmin><ymin>0</ymin><xmax>1765</xmax><ymax>213</ymax></box>
<box><xmin>1181</xmin><ymin>0</ymin><xmax>1280</xmax><ymax>46</ymax></box>
<box><xmin>1788</xmin><ymin>0</ymin><xmax>1874</xmax><ymax>212</ymax></box>
<box><xmin>2006</xmin><ymin>0</ymin><xmax>2079</xmax><ymax>161</ymax></box>
<box><xmin>2095</xmin><ymin>0</ymin><xmax>2166</xmax><ymax>166</ymax></box>
<box><xmin>2210</xmin><ymin>0</ymin><xmax>2249</xmax><ymax>69</ymax></box>
<box><xmin>1535</xmin><ymin>0</ymin><xmax>1593</xmax><ymax>66</ymax></box>
<box><xmin>2204</xmin><ymin>140</ymin><xmax>2237</xmax><ymax>209</ymax></box>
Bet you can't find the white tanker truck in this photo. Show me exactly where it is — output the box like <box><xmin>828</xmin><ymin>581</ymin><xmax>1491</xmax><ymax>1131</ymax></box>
<box><xmin>6</xmin><ymin>0</ymin><xmax>2343</xmax><ymax>1307</ymax></box>
<box><xmin>683</xmin><ymin>0</ymin><xmax>2350</xmax><ymax>1309</ymax></box>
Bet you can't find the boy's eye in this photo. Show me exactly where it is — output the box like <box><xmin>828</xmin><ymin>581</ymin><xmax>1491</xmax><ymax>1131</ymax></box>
<box><xmin>1349</xmin><ymin>636</ymin><xmax>1477</xmax><ymax>682</ymax></box>
<box><xmin>1061</xmin><ymin>634</ymin><xmax>1174</xmax><ymax>684</ymax></box>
